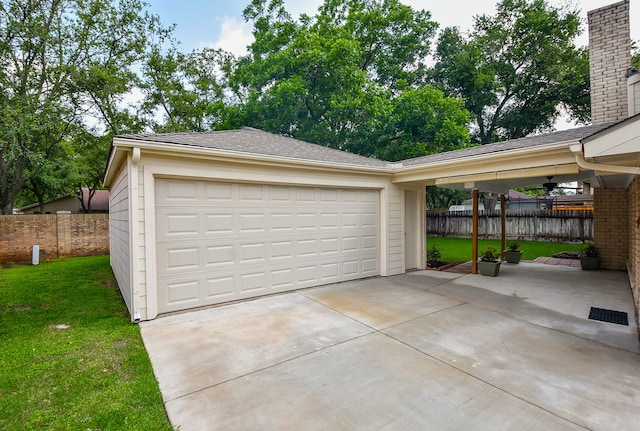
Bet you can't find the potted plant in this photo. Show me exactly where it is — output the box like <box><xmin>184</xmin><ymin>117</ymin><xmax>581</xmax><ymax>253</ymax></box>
<box><xmin>504</xmin><ymin>240</ymin><xmax>523</xmax><ymax>264</ymax></box>
<box><xmin>478</xmin><ymin>246</ymin><xmax>501</xmax><ymax>276</ymax></box>
<box><xmin>580</xmin><ymin>244</ymin><xmax>600</xmax><ymax>270</ymax></box>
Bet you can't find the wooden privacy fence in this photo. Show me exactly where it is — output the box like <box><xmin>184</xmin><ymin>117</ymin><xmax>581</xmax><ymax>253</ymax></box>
<box><xmin>0</xmin><ymin>213</ymin><xmax>109</xmax><ymax>263</ymax></box>
<box><xmin>426</xmin><ymin>210</ymin><xmax>593</xmax><ymax>241</ymax></box>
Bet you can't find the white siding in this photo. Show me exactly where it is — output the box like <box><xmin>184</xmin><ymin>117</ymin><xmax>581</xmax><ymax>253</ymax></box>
<box><xmin>387</xmin><ymin>185</ymin><xmax>405</xmax><ymax>275</ymax></box>
<box><xmin>109</xmin><ymin>165</ymin><xmax>132</xmax><ymax>314</ymax></box>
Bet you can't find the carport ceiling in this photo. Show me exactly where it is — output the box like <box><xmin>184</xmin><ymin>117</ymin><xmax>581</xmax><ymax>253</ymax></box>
<box><xmin>392</xmin><ymin>120</ymin><xmax>640</xmax><ymax>193</ymax></box>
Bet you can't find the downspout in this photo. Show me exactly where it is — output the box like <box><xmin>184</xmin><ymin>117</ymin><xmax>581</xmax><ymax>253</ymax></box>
<box><xmin>570</xmin><ymin>143</ymin><xmax>640</xmax><ymax>175</ymax></box>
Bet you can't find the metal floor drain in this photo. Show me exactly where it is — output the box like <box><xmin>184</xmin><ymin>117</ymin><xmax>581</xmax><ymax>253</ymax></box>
<box><xmin>588</xmin><ymin>307</ymin><xmax>628</xmax><ymax>326</ymax></box>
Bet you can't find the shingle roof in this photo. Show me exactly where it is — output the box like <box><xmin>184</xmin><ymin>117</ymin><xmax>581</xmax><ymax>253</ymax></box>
<box><xmin>401</xmin><ymin>123</ymin><xmax>615</xmax><ymax>167</ymax></box>
<box><xmin>116</xmin><ymin>122</ymin><xmax>623</xmax><ymax>170</ymax></box>
<box><xmin>116</xmin><ymin>127</ymin><xmax>389</xmax><ymax>168</ymax></box>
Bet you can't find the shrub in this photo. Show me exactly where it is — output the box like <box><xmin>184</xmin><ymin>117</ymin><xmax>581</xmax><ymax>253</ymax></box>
<box><xmin>480</xmin><ymin>246</ymin><xmax>499</xmax><ymax>262</ymax></box>
<box><xmin>507</xmin><ymin>240</ymin><xmax>521</xmax><ymax>251</ymax></box>
<box><xmin>427</xmin><ymin>246</ymin><xmax>442</xmax><ymax>262</ymax></box>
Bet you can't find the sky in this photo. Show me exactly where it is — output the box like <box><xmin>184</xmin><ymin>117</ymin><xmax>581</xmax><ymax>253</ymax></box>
<box><xmin>145</xmin><ymin>0</ymin><xmax>639</xmax><ymax>56</ymax></box>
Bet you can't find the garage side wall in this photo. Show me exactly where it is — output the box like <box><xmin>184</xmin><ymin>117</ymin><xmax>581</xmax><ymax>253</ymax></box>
<box><xmin>109</xmin><ymin>163</ymin><xmax>132</xmax><ymax>315</ymax></box>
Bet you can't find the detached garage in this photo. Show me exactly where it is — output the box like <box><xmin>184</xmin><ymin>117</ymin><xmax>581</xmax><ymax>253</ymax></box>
<box><xmin>104</xmin><ymin>128</ymin><xmax>425</xmax><ymax>321</ymax></box>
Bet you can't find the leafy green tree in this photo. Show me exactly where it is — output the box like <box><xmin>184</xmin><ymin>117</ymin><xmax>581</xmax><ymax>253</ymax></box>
<box><xmin>16</xmin><ymin>141</ymin><xmax>78</xmax><ymax>212</ymax></box>
<box><xmin>426</xmin><ymin>187</ymin><xmax>469</xmax><ymax>210</ymax></box>
<box><xmin>142</xmin><ymin>47</ymin><xmax>237</xmax><ymax>132</ymax></box>
<box><xmin>315</xmin><ymin>0</ymin><xmax>437</xmax><ymax>88</ymax></box>
<box><xmin>431</xmin><ymin>0</ymin><xmax>589</xmax><ymax>144</ymax></box>
<box><xmin>0</xmin><ymin>0</ymin><xmax>167</xmax><ymax>214</ymax></box>
<box><xmin>234</xmin><ymin>0</ymin><xmax>470</xmax><ymax>160</ymax></box>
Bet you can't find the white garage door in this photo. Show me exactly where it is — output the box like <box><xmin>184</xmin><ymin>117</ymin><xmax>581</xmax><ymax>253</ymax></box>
<box><xmin>155</xmin><ymin>178</ymin><xmax>380</xmax><ymax>313</ymax></box>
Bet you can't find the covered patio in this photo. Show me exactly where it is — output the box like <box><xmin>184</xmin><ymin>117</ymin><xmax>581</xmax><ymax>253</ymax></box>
<box><xmin>392</xmin><ymin>116</ymin><xmax>640</xmax><ymax>328</ymax></box>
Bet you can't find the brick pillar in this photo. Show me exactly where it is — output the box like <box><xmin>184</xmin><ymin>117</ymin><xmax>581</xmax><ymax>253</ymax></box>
<box><xmin>594</xmin><ymin>188</ymin><xmax>627</xmax><ymax>270</ymax></box>
<box><xmin>56</xmin><ymin>211</ymin><xmax>72</xmax><ymax>257</ymax></box>
<box><xmin>628</xmin><ymin>179</ymin><xmax>640</xmax><ymax>320</ymax></box>
<box><xmin>588</xmin><ymin>0</ymin><xmax>631</xmax><ymax>124</ymax></box>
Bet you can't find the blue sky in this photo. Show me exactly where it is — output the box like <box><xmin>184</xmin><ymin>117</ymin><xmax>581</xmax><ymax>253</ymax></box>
<box><xmin>144</xmin><ymin>0</ymin><xmax>638</xmax><ymax>56</ymax></box>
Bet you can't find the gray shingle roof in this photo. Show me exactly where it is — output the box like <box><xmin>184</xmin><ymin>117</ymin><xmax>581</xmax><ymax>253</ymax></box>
<box><xmin>401</xmin><ymin>123</ymin><xmax>615</xmax><ymax>167</ymax></box>
<box><xmin>117</xmin><ymin>122</ymin><xmax>622</xmax><ymax>170</ymax></box>
<box><xmin>116</xmin><ymin>127</ymin><xmax>389</xmax><ymax>168</ymax></box>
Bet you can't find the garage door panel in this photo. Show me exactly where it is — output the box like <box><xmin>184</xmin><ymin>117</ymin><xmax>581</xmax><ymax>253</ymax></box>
<box><xmin>203</xmin><ymin>182</ymin><xmax>233</xmax><ymax>201</ymax></box>
<box><xmin>240</xmin><ymin>243</ymin><xmax>267</xmax><ymax>263</ymax></box>
<box><xmin>166</xmin><ymin>247</ymin><xmax>199</xmax><ymax>271</ymax></box>
<box><xmin>166</xmin><ymin>280</ymin><xmax>199</xmax><ymax>304</ymax></box>
<box><xmin>206</xmin><ymin>276</ymin><xmax>234</xmax><ymax>299</ymax></box>
<box><xmin>156</xmin><ymin>179</ymin><xmax>379</xmax><ymax>313</ymax></box>
<box><xmin>206</xmin><ymin>214</ymin><xmax>234</xmax><ymax>233</ymax></box>
<box><xmin>162</xmin><ymin>180</ymin><xmax>198</xmax><ymax>202</ymax></box>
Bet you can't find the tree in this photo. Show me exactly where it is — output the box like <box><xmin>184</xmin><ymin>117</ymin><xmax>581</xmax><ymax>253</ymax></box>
<box><xmin>426</xmin><ymin>187</ymin><xmax>469</xmax><ymax>210</ymax></box>
<box><xmin>17</xmin><ymin>140</ymin><xmax>78</xmax><ymax>213</ymax></box>
<box><xmin>233</xmin><ymin>0</ymin><xmax>470</xmax><ymax>160</ymax></box>
<box><xmin>431</xmin><ymin>0</ymin><xmax>590</xmax><ymax>144</ymax></box>
<box><xmin>0</xmin><ymin>0</ymin><xmax>167</xmax><ymax>214</ymax></box>
<box><xmin>142</xmin><ymin>47</ymin><xmax>237</xmax><ymax>133</ymax></box>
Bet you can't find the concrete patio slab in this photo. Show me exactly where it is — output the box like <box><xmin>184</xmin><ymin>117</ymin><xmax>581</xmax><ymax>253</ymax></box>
<box><xmin>166</xmin><ymin>333</ymin><xmax>586</xmax><ymax>431</ymax></box>
<box><xmin>302</xmin><ymin>277</ymin><xmax>462</xmax><ymax>330</ymax></box>
<box><xmin>141</xmin><ymin>265</ymin><xmax>640</xmax><ymax>430</ymax></box>
<box><xmin>140</xmin><ymin>294</ymin><xmax>372</xmax><ymax>400</ymax></box>
<box><xmin>384</xmin><ymin>303</ymin><xmax>640</xmax><ymax>431</ymax></box>
<box><xmin>408</xmin><ymin>263</ymin><xmax>639</xmax><ymax>353</ymax></box>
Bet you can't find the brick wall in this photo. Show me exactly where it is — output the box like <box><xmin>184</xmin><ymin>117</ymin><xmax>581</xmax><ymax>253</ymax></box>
<box><xmin>628</xmin><ymin>179</ymin><xmax>640</xmax><ymax>317</ymax></box>
<box><xmin>0</xmin><ymin>213</ymin><xmax>109</xmax><ymax>263</ymax></box>
<box><xmin>593</xmin><ymin>188</ymin><xmax>627</xmax><ymax>270</ymax></box>
<box><xmin>588</xmin><ymin>0</ymin><xmax>631</xmax><ymax>124</ymax></box>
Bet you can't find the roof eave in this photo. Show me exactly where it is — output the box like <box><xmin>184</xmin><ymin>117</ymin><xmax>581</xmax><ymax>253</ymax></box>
<box><xmin>109</xmin><ymin>137</ymin><xmax>394</xmax><ymax>176</ymax></box>
<box><xmin>391</xmin><ymin>139</ymin><xmax>581</xmax><ymax>184</ymax></box>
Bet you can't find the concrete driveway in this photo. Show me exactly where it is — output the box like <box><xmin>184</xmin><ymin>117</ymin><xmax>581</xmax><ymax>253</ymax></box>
<box><xmin>140</xmin><ymin>263</ymin><xmax>640</xmax><ymax>430</ymax></box>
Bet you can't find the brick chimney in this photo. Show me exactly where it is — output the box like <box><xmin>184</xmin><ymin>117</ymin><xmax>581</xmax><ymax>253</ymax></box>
<box><xmin>588</xmin><ymin>0</ymin><xmax>631</xmax><ymax>124</ymax></box>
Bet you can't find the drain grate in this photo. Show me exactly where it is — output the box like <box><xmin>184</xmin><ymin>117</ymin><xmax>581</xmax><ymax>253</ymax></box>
<box><xmin>588</xmin><ymin>307</ymin><xmax>628</xmax><ymax>326</ymax></box>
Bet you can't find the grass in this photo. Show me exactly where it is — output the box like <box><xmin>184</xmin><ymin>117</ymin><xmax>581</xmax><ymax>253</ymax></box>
<box><xmin>0</xmin><ymin>255</ymin><xmax>172</xmax><ymax>431</ymax></box>
<box><xmin>427</xmin><ymin>236</ymin><xmax>585</xmax><ymax>264</ymax></box>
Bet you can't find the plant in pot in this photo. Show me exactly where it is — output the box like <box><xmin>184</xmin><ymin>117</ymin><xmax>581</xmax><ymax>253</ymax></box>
<box><xmin>504</xmin><ymin>240</ymin><xmax>523</xmax><ymax>264</ymax></box>
<box><xmin>580</xmin><ymin>244</ymin><xmax>600</xmax><ymax>270</ymax></box>
<box><xmin>478</xmin><ymin>246</ymin><xmax>501</xmax><ymax>276</ymax></box>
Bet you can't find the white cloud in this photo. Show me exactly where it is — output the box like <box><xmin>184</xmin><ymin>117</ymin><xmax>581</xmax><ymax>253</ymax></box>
<box><xmin>204</xmin><ymin>16</ymin><xmax>253</xmax><ymax>57</ymax></box>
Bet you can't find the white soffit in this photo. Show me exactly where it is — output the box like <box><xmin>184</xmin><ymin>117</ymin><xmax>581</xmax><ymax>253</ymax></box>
<box><xmin>583</xmin><ymin>118</ymin><xmax>640</xmax><ymax>159</ymax></box>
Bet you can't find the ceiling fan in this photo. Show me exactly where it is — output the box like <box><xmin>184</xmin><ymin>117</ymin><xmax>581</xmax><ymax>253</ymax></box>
<box><xmin>538</xmin><ymin>176</ymin><xmax>582</xmax><ymax>195</ymax></box>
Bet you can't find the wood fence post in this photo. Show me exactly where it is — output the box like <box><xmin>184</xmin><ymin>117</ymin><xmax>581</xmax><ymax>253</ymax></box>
<box><xmin>472</xmin><ymin>189</ymin><xmax>479</xmax><ymax>274</ymax></box>
<box><xmin>500</xmin><ymin>194</ymin><xmax>506</xmax><ymax>260</ymax></box>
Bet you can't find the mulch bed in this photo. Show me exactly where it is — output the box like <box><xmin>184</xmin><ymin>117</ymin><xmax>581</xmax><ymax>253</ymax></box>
<box><xmin>552</xmin><ymin>252</ymin><xmax>581</xmax><ymax>259</ymax></box>
<box><xmin>426</xmin><ymin>261</ymin><xmax>457</xmax><ymax>271</ymax></box>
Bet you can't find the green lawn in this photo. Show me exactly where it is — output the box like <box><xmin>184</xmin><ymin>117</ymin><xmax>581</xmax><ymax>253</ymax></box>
<box><xmin>427</xmin><ymin>236</ymin><xmax>585</xmax><ymax>263</ymax></box>
<box><xmin>0</xmin><ymin>256</ymin><xmax>172</xmax><ymax>430</ymax></box>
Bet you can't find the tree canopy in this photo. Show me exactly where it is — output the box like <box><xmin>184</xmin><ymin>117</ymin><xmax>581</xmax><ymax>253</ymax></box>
<box><xmin>1</xmin><ymin>0</ymin><xmax>597</xmax><ymax>213</ymax></box>
<box><xmin>0</xmin><ymin>0</ymin><xmax>169</xmax><ymax>214</ymax></box>
<box><xmin>430</xmin><ymin>0</ymin><xmax>590</xmax><ymax>144</ymax></box>
<box><xmin>233</xmin><ymin>0</ymin><xmax>470</xmax><ymax>161</ymax></box>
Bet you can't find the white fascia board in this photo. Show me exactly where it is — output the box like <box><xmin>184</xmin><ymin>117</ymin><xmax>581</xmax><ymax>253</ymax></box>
<box><xmin>391</xmin><ymin>140</ymin><xmax>580</xmax><ymax>183</ymax></box>
<box><xmin>104</xmin><ymin>144</ymin><xmax>131</xmax><ymax>187</ymax></box>
<box><xmin>112</xmin><ymin>137</ymin><xmax>393</xmax><ymax>176</ymax></box>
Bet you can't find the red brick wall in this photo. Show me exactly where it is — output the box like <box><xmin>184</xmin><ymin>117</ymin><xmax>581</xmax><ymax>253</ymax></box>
<box><xmin>0</xmin><ymin>214</ymin><xmax>109</xmax><ymax>263</ymax></box>
<box><xmin>593</xmin><ymin>188</ymin><xmax>627</xmax><ymax>270</ymax></box>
